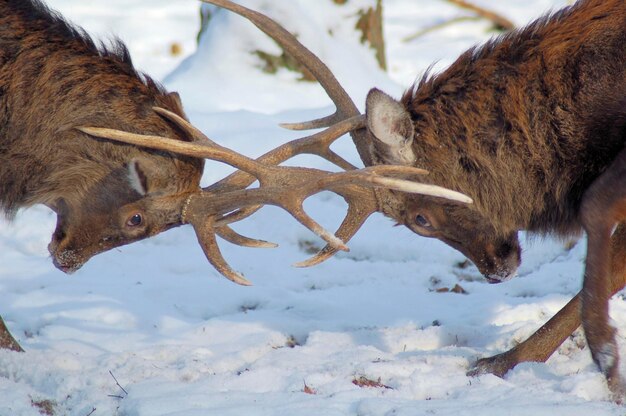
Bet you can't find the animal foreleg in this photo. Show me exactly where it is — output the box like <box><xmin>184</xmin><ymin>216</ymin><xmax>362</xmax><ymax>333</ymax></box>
<box><xmin>469</xmin><ymin>224</ymin><xmax>626</xmax><ymax>382</ymax></box>
<box><xmin>580</xmin><ymin>148</ymin><xmax>626</xmax><ymax>401</ymax></box>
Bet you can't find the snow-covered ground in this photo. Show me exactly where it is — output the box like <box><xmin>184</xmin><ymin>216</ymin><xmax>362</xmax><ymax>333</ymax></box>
<box><xmin>3</xmin><ymin>0</ymin><xmax>624</xmax><ymax>414</ymax></box>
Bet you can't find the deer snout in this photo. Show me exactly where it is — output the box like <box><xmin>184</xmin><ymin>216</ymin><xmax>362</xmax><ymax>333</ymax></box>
<box><xmin>50</xmin><ymin>249</ymin><xmax>84</xmax><ymax>274</ymax></box>
<box><xmin>48</xmin><ymin>214</ymin><xmax>86</xmax><ymax>274</ymax></box>
<box><xmin>48</xmin><ymin>236</ymin><xmax>85</xmax><ymax>274</ymax></box>
<box><xmin>479</xmin><ymin>239</ymin><xmax>521</xmax><ymax>284</ymax></box>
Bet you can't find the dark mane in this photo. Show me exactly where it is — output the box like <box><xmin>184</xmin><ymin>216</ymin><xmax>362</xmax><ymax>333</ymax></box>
<box><xmin>466</xmin><ymin>2</ymin><xmax>578</xmax><ymax>65</ymax></box>
<box><xmin>409</xmin><ymin>0</ymin><xmax>589</xmax><ymax>101</ymax></box>
<box><xmin>399</xmin><ymin>0</ymin><xmax>626</xmax><ymax>237</ymax></box>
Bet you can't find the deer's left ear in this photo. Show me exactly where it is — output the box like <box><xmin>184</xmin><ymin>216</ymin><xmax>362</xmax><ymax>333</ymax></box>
<box><xmin>167</xmin><ymin>92</ymin><xmax>185</xmax><ymax>115</ymax></box>
<box><xmin>365</xmin><ymin>88</ymin><xmax>416</xmax><ymax>165</ymax></box>
<box><xmin>127</xmin><ymin>159</ymin><xmax>149</xmax><ymax>196</ymax></box>
<box><xmin>127</xmin><ymin>157</ymin><xmax>172</xmax><ymax>196</ymax></box>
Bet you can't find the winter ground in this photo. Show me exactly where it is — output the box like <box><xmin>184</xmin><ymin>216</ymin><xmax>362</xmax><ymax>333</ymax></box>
<box><xmin>3</xmin><ymin>0</ymin><xmax>623</xmax><ymax>415</ymax></box>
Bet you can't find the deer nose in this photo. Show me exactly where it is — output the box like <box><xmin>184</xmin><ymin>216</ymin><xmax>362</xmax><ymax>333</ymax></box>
<box><xmin>51</xmin><ymin>257</ymin><xmax>73</xmax><ymax>274</ymax></box>
<box><xmin>50</xmin><ymin>248</ymin><xmax>83</xmax><ymax>274</ymax></box>
<box><xmin>480</xmin><ymin>237</ymin><xmax>521</xmax><ymax>283</ymax></box>
<box><xmin>485</xmin><ymin>269</ymin><xmax>518</xmax><ymax>284</ymax></box>
<box><xmin>48</xmin><ymin>220</ymin><xmax>84</xmax><ymax>274</ymax></box>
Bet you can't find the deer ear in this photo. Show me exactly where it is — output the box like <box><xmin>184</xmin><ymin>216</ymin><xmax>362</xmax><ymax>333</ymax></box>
<box><xmin>168</xmin><ymin>91</ymin><xmax>183</xmax><ymax>110</ymax></box>
<box><xmin>365</xmin><ymin>88</ymin><xmax>416</xmax><ymax>165</ymax></box>
<box><xmin>127</xmin><ymin>159</ymin><xmax>149</xmax><ymax>196</ymax></box>
<box><xmin>127</xmin><ymin>156</ymin><xmax>180</xmax><ymax>196</ymax></box>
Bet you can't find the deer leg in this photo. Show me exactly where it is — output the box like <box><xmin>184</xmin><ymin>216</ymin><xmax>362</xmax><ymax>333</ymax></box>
<box><xmin>579</xmin><ymin>149</ymin><xmax>626</xmax><ymax>400</ymax></box>
<box><xmin>0</xmin><ymin>315</ymin><xmax>23</xmax><ymax>352</ymax></box>
<box><xmin>469</xmin><ymin>223</ymin><xmax>626</xmax><ymax>378</ymax></box>
<box><xmin>468</xmin><ymin>292</ymin><xmax>581</xmax><ymax>377</ymax></box>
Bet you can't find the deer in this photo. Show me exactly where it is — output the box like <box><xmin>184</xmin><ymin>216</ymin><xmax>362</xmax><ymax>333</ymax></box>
<box><xmin>0</xmin><ymin>0</ymin><xmax>467</xmax><ymax>354</ymax></box>
<box><xmin>94</xmin><ymin>0</ymin><xmax>626</xmax><ymax>400</ymax></box>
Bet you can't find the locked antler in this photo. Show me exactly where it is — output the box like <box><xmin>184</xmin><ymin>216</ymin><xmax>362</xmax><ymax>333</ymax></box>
<box><xmin>79</xmin><ymin>110</ymin><xmax>469</xmax><ymax>285</ymax></box>
<box><xmin>197</xmin><ymin>0</ymin><xmax>426</xmax><ymax>265</ymax></box>
<box><xmin>78</xmin><ymin>0</ymin><xmax>472</xmax><ymax>285</ymax></box>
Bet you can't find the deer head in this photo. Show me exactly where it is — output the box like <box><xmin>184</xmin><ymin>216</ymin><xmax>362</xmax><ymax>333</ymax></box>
<box><xmin>364</xmin><ymin>88</ymin><xmax>521</xmax><ymax>282</ymax></box>
<box><xmin>39</xmin><ymin>92</ymin><xmax>203</xmax><ymax>274</ymax></box>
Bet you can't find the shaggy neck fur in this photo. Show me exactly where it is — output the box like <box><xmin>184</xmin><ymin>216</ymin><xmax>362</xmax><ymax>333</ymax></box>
<box><xmin>401</xmin><ymin>0</ymin><xmax>626</xmax><ymax>237</ymax></box>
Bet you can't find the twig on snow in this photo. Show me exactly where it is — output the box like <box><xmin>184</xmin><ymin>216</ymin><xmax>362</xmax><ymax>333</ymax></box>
<box><xmin>107</xmin><ymin>370</ymin><xmax>129</xmax><ymax>399</ymax></box>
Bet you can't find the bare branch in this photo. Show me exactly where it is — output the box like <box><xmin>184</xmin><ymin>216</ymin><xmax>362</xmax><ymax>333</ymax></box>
<box><xmin>446</xmin><ymin>0</ymin><xmax>515</xmax><ymax>31</ymax></box>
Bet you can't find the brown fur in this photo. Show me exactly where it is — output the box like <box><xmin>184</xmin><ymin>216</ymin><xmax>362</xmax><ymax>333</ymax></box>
<box><xmin>364</xmin><ymin>0</ymin><xmax>626</xmax><ymax>395</ymax></box>
<box><xmin>399</xmin><ymin>0</ymin><xmax>625</xmax><ymax>236</ymax></box>
<box><xmin>0</xmin><ymin>0</ymin><xmax>202</xmax><ymax>215</ymax></box>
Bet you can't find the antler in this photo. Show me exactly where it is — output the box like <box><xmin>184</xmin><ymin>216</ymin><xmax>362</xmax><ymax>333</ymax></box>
<box><xmin>196</xmin><ymin>0</ymin><xmax>420</xmax><ymax>265</ymax></box>
<box><xmin>77</xmin><ymin>0</ymin><xmax>473</xmax><ymax>285</ymax></box>
<box><xmin>199</xmin><ymin>0</ymin><xmax>373</xmax><ymax>163</ymax></box>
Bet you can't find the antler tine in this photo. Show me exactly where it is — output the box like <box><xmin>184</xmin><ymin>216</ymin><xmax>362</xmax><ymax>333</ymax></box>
<box><xmin>200</xmin><ymin>0</ymin><xmax>374</xmax><ymax>165</ymax></box>
<box><xmin>279</xmin><ymin>114</ymin><xmax>340</xmax><ymax>131</ymax></box>
<box><xmin>311</xmin><ymin>166</ymin><xmax>472</xmax><ymax>204</ymax></box>
<box><xmin>200</xmin><ymin>0</ymin><xmax>357</xmax><ymax>116</ymax></box>
<box><xmin>191</xmin><ymin>217</ymin><xmax>253</xmax><ymax>286</ymax></box>
<box><xmin>215</xmin><ymin>206</ymin><xmax>262</xmax><ymax>227</ymax></box>
<box><xmin>216</xmin><ymin>225</ymin><xmax>278</xmax><ymax>248</ymax></box>
<box><xmin>294</xmin><ymin>198</ymin><xmax>374</xmax><ymax>268</ymax></box>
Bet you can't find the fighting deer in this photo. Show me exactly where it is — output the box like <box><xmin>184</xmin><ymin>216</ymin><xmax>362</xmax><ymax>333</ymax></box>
<box><xmin>99</xmin><ymin>0</ymin><xmax>626</xmax><ymax>400</ymax></box>
<box><xmin>0</xmin><ymin>0</ymin><xmax>467</xmax><ymax>352</ymax></box>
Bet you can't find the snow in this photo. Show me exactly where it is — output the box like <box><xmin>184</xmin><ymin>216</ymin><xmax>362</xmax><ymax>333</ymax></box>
<box><xmin>1</xmin><ymin>0</ymin><xmax>624</xmax><ymax>414</ymax></box>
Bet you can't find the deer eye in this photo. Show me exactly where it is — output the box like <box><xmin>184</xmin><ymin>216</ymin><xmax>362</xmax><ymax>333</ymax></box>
<box><xmin>414</xmin><ymin>214</ymin><xmax>432</xmax><ymax>228</ymax></box>
<box><xmin>126</xmin><ymin>213</ymin><xmax>143</xmax><ymax>227</ymax></box>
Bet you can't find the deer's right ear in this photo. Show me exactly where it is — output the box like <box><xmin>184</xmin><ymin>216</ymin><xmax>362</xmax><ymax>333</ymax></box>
<box><xmin>365</xmin><ymin>88</ymin><xmax>416</xmax><ymax>165</ymax></box>
<box><xmin>167</xmin><ymin>92</ymin><xmax>184</xmax><ymax>112</ymax></box>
